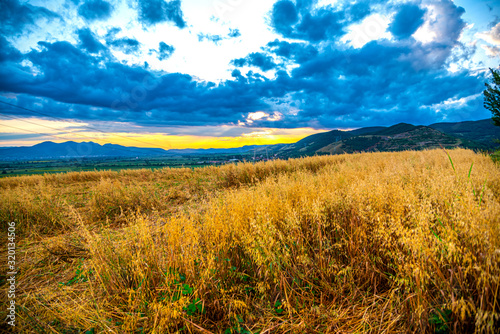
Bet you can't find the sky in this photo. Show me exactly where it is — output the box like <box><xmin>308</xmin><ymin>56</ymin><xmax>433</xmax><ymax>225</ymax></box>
<box><xmin>0</xmin><ymin>0</ymin><xmax>499</xmax><ymax>149</ymax></box>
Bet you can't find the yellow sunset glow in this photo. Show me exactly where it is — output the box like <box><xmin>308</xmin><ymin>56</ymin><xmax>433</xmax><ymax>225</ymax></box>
<box><xmin>0</xmin><ymin>118</ymin><xmax>327</xmax><ymax>149</ymax></box>
<box><xmin>102</xmin><ymin>132</ymin><xmax>315</xmax><ymax>149</ymax></box>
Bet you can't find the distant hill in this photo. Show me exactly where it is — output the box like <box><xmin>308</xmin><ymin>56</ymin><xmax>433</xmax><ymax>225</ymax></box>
<box><xmin>317</xmin><ymin>125</ymin><xmax>463</xmax><ymax>154</ymax></box>
<box><xmin>272</xmin><ymin>119</ymin><xmax>499</xmax><ymax>157</ymax></box>
<box><xmin>372</xmin><ymin>123</ymin><xmax>421</xmax><ymax>136</ymax></box>
<box><xmin>348</xmin><ymin>126</ymin><xmax>386</xmax><ymax>136</ymax></box>
<box><xmin>1</xmin><ymin>119</ymin><xmax>497</xmax><ymax>161</ymax></box>
<box><xmin>0</xmin><ymin>141</ymin><xmax>278</xmax><ymax>161</ymax></box>
<box><xmin>0</xmin><ymin>141</ymin><xmax>169</xmax><ymax>161</ymax></box>
<box><xmin>291</xmin><ymin>130</ymin><xmax>352</xmax><ymax>153</ymax></box>
<box><xmin>166</xmin><ymin>145</ymin><xmax>279</xmax><ymax>155</ymax></box>
<box><xmin>429</xmin><ymin>119</ymin><xmax>499</xmax><ymax>149</ymax></box>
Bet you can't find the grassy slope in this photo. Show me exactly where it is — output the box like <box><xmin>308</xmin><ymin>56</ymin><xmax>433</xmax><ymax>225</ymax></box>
<box><xmin>1</xmin><ymin>149</ymin><xmax>500</xmax><ymax>333</ymax></box>
<box><xmin>429</xmin><ymin>119</ymin><xmax>500</xmax><ymax>149</ymax></box>
<box><xmin>317</xmin><ymin>127</ymin><xmax>464</xmax><ymax>155</ymax></box>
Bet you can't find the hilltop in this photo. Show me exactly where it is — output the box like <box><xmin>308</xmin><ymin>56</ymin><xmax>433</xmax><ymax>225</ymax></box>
<box><xmin>0</xmin><ymin>141</ymin><xmax>274</xmax><ymax>161</ymax></box>
<box><xmin>0</xmin><ymin>141</ymin><xmax>168</xmax><ymax>160</ymax></box>
<box><xmin>429</xmin><ymin>119</ymin><xmax>500</xmax><ymax>148</ymax></box>
<box><xmin>270</xmin><ymin>120</ymin><xmax>499</xmax><ymax>157</ymax></box>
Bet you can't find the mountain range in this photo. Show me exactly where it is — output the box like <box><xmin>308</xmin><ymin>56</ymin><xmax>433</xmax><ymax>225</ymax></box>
<box><xmin>0</xmin><ymin>119</ymin><xmax>498</xmax><ymax>161</ymax></box>
<box><xmin>271</xmin><ymin>119</ymin><xmax>499</xmax><ymax>157</ymax></box>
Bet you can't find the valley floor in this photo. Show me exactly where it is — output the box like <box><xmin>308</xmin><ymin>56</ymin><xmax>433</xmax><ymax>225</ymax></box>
<box><xmin>1</xmin><ymin>149</ymin><xmax>499</xmax><ymax>333</ymax></box>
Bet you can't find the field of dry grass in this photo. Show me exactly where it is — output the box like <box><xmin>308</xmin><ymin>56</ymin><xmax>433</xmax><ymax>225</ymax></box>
<box><xmin>1</xmin><ymin>148</ymin><xmax>499</xmax><ymax>333</ymax></box>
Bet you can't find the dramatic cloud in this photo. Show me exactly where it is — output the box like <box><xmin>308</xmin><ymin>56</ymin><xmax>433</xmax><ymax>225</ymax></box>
<box><xmin>271</xmin><ymin>0</ymin><xmax>299</xmax><ymax>36</ymax></box>
<box><xmin>477</xmin><ymin>21</ymin><xmax>500</xmax><ymax>57</ymax></box>
<box><xmin>271</xmin><ymin>0</ymin><xmax>344</xmax><ymax>41</ymax></box>
<box><xmin>0</xmin><ymin>40</ymin><xmax>272</xmax><ymax>126</ymax></box>
<box><xmin>136</xmin><ymin>0</ymin><xmax>186</xmax><ymax>28</ymax></box>
<box><xmin>107</xmin><ymin>37</ymin><xmax>141</xmax><ymax>54</ymax></box>
<box><xmin>266</xmin><ymin>40</ymin><xmax>318</xmax><ymax>64</ymax></box>
<box><xmin>0</xmin><ymin>0</ymin><xmax>495</xmax><ymax>136</ymax></box>
<box><xmin>424</xmin><ymin>0</ymin><xmax>466</xmax><ymax>46</ymax></box>
<box><xmin>0</xmin><ymin>36</ymin><xmax>22</xmax><ymax>63</ymax></box>
<box><xmin>228</xmin><ymin>29</ymin><xmax>241</xmax><ymax>38</ymax></box>
<box><xmin>486</xmin><ymin>22</ymin><xmax>500</xmax><ymax>44</ymax></box>
<box><xmin>347</xmin><ymin>1</ymin><xmax>371</xmax><ymax>23</ymax></box>
<box><xmin>270</xmin><ymin>0</ymin><xmax>374</xmax><ymax>42</ymax></box>
<box><xmin>103</xmin><ymin>28</ymin><xmax>140</xmax><ymax>54</ymax></box>
<box><xmin>77</xmin><ymin>28</ymin><xmax>106</xmax><ymax>54</ymax></box>
<box><xmin>225</xmin><ymin>0</ymin><xmax>485</xmax><ymax>127</ymax></box>
<box><xmin>231</xmin><ymin>53</ymin><xmax>278</xmax><ymax>72</ymax></box>
<box><xmin>154</xmin><ymin>42</ymin><xmax>175</xmax><ymax>60</ymax></box>
<box><xmin>0</xmin><ymin>0</ymin><xmax>59</xmax><ymax>36</ymax></box>
<box><xmin>482</xmin><ymin>45</ymin><xmax>500</xmax><ymax>58</ymax></box>
<box><xmin>78</xmin><ymin>0</ymin><xmax>113</xmax><ymax>21</ymax></box>
<box><xmin>280</xmin><ymin>40</ymin><xmax>485</xmax><ymax>127</ymax></box>
<box><xmin>388</xmin><ymin>4</ymin><xmax>426</xmax><ymax>39</ymax></box>
<box><xmin>105</xmin><ymin>27</ymin><xmax>121</xmax><ymax>40</ymax></box>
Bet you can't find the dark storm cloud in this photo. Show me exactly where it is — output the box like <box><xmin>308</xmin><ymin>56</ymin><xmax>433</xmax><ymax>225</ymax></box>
<box><xmin>296</xmin><ymin>9</ymin><xmax>345</xmax><ymax>41</ymax></box>
<box><xmin>77</xmin><ymin>28</ymin><xmax>106</xmax><ymax>54</ymax></box>
<box><xmin>487</xmin><ymin>16</ymin><xmax>500</xmax><ymax>29</ymax></box>
<box><xmin>152</xmin><ymin>42</ymin><xmax>175</xmax><ymax>60</ymax></box>
<box><xmin>231</xmin><ymin>53</ymin><xmax>278</xmax><ymax>72</ymax></box>
<box><xmin>0</xmin><ymin>36</ymin><xmax>22</xmax><ymax>63</ymax></box>
<box><xmin>266</xmin><ymin>40</ymin><xmax>318</xmax><ymax>63</ymax></box>
<box><xmin>0</xmin><ymin>0</ymin><xmax>60</xmax><ymax>36</ymax></box>
<box><xmin>388</xmin><ymin>4</ymin><xmax>426</xmax><ymax>39</ymax></box>
<box><xmin>0</xmin><ymin>0</ymin><xmax>489</xmax><ymax>130</ymax></box>
<box><xmin>104</xmin><ymin>27</ymin><xmax>121</xmax><ymax>42</ymax></box>
<box><xmin>271</xmin><ymin>0</ymin><xmax>299</xmax><ymax>36</ymax></box>
<box><xmin>78</xmin><ymin>0</ymin><xmax>113</xmax><ymax>21</ymax></box>
<box><xmin>0</xmin><ymin>40</ymin><xmax>272</xmax><ymax>126</ymax></box>
<box><xmin>103</xmin><ymin>28</ymin><xmax>141</xmax><ymax>54</ymax></box>
<box><xmin>228</xmin><ymin>29</ymin><xmax>241</xmax><ymax>38</ymax></box>
<box><xmin>347</xmin><ymin>1</ymin><xmax>371</xmax><ymax>22</ymax></box>
<box><xmin>136</xmin><ymin>0</ymin><xmax>186</xmax><ymax>28</ymax></box>
<box><xmin>271</xmin><ymin>0</ymin><xmax>344</xmax><ymax>41</ymax></box>
<box><xmin>400</xmin><ymin>0</ymin><xmax>467</xmax><ymax>71</ymax></box>
<box><xmin>107</xmin><ymin>38</ymin><xmax>141</xmax><ymax>54</ymax></box>
<box><xmin>427</xmin><ymin>0</ymin><xmax>466</xmax><ymax>46</ymax></box>
<box><xmin>229</xmin><ymin>0</ymin><xmax>486</xmax><ymax>128</ymax></box>
<box><xmin>270</xmin><ymin>0</ymin><xmax>375</xmax><ymax>42</ymax></box>
<box><xmin>280</xmin><ymin>39</ymin><xmax>486</xmax><ymax>127</ymax></box>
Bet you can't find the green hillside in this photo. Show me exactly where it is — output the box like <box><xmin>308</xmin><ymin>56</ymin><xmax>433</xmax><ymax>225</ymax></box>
<box><xmin>288</xmin><ymin>120</ymin><xmax>498</xmax><ymax>156</ymax></box>
<box><xmin>429</xmin><ymin>119</ymin><xmax>500</xmax><ymax>149</ymax></box>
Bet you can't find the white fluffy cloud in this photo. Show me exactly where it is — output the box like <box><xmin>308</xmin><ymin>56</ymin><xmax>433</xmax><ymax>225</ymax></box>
<box><xmin>477</xmin><ymin>22</ymin><xmax>500</xmax><ymax>58</ymax></box>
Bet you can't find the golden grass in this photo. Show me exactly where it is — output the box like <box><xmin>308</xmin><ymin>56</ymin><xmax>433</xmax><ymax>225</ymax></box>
<box><xmin>1</xmin><ymin>149</ymin><xmax>499</xmax><ymax>333</ymax></box>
